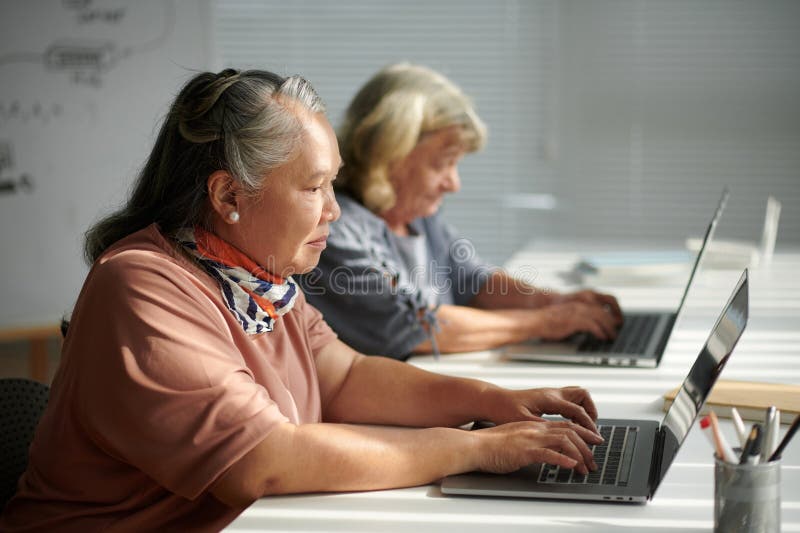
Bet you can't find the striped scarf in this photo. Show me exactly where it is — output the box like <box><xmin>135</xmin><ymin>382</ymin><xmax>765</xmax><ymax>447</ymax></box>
<box><xmin>175</xmin><ymin>226</ymin><xmax>298</xmax><ymax>335</ymax></box>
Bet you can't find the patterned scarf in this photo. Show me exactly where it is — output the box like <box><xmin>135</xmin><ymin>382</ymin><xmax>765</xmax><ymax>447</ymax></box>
<box><xmin>175</xmin><ymin>226</ymin><xmax>298</xmax><ymax>335</ymax></box>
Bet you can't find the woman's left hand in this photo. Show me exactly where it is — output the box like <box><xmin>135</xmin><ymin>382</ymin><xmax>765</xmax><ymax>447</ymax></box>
<box><xmin>483</xmin><ymin>386</ymin><xmax>601</xmax><ymax>437</ymax></box>
<box><xmin>553</xmin><ymin>289</ymin><xmax>623</xmax><ymax>322</ymax></box>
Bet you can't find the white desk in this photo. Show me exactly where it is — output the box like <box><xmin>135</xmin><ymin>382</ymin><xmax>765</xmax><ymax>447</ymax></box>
<box><xmin>227</xmin><ymin>245</ymin><xmax>800</xmax><ymax>532</ymax></box>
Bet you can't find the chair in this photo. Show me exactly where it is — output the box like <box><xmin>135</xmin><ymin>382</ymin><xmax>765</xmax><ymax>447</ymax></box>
<box><xmin>0</xmin><ymin>378</ymin><xmax>49</xmax><ymax>511</ymax></box>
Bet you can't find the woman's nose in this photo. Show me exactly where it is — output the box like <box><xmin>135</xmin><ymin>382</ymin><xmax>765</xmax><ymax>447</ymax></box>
<box><xmin>443</xmin><ymin>166</ymin><xmax>461</xmax><ymax>193</ymax></box>
<box><xmin>324</xmin><ymin>189</ymin><xmax>341</xmax><ymax>222</ymax></box>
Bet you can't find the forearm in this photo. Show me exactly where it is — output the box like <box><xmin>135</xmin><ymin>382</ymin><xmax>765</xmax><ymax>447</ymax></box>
<box><xmin>324</xmin><ymin>353</ymin><xmax>500</xmax><ymax>427</ymax></box>
<box><xmin>412</xmin><ymin>304</ymin><xmax>541</xmax><ymax>354</ymax></box>
<box><xmin>470</xmin><ymin>270</ymin><xmax>557</xmax><ymax>310</ymax></box>
<box><xmin>213</xmin><ymin>416</ymin><xmax>603</xmax><ymax>507</ymax></box>
<box><xmin>212</xmin><ymin>422</ymin><xmax>477</xmax><ymax>505</ymax></box>
<box><xmin>216</xmin><ymin>342</ymin><xmax>605</xmax><ymax>506</ymax></box>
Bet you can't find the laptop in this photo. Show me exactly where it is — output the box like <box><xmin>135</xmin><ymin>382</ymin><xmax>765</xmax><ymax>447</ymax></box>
<box><xmin>504</xmin><ymin>189</ymin><xmax>729</xmax><ymax>368</ymax></box>
<box><xmin>441</xmin><ymin>268</ymin><xmax>748</xmax><ymax>503</ymax></box>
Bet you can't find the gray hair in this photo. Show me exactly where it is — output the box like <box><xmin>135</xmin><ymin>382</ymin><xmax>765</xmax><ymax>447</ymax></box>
<box><xmin>84</xmin><ymin>68</ymin><xmax>325</xmax><ymax>263</ymax></box>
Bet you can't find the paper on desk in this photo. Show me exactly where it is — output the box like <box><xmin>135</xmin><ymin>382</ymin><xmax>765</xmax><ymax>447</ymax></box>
<box><xmin>685</xmin><ymin>238</ymin><xmax>759</xmax><ymax>270</ymax></box>
<box><xmin>572</xmin><ymin>250</ymin><xmax>693</xmax><ymax>285</ymax></box>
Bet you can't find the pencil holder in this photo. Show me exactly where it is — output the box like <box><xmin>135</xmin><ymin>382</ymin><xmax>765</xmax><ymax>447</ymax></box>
<box><xmin>714</xmin><ymin>455</ymin><xmax>781</xmax><ymax>533</ymax></box>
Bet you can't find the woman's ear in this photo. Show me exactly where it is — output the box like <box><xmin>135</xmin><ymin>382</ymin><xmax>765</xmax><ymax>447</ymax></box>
<box><xmin>207</xmin><ymin>170</ymin><xmax>241</xmax><ymax>224</ymax></box>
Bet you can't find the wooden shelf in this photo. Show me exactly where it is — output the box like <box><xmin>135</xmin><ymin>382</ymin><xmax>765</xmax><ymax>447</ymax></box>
<box><xmin>0</xmin><ymin>324</ymin><xmax>62</xmax><ymax>383</ymax></box>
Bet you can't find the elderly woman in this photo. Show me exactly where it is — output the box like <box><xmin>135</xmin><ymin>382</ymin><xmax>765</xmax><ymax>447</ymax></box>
<box><xmin>0</xmin><ymin>69</ymin><xmax>603</xmax><ymax>531</ymax></box>
<box><xmin>300</xmin><ymin>63</ymin><xmax>622</xmax><ymax>359</ymax></box>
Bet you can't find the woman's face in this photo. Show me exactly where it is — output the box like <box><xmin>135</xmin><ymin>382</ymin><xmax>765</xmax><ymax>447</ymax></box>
<box><xmin>386</xmin><ymin>126</ymin><xmax>466</xmax><ymax>223</ymax></box>
<box><xmin>232</xmin><ymin>111</ymin><xmax>341</xmax><ymax>277</ymax></box>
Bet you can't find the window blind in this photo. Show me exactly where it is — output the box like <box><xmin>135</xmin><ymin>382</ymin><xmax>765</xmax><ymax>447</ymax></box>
<box><xmin>554</xmin><ymin>0</ymin><xmax>800</xmax><ymax>246</ymax></box>
<box><xmin>212</xmin><ymin>0</ymin><xmax>558</xmax><ymax>264</ymax></box>
<box><xmin>213</xmin><ymin>0</ymin><xmax>800</xmax><ymax>263</ymax></box>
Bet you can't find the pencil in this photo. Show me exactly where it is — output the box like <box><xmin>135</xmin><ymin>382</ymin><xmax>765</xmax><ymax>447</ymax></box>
<box><xmin>709</xmin><ymin>411</ymin><xmax>737</xmax><ymax>463</ymax></box>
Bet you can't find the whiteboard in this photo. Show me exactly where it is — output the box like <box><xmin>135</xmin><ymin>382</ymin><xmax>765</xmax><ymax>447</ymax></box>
<box><xmin>0</xmin><ymin>0</ymin><xmax>210</xmax><ymax>328</ymax></box>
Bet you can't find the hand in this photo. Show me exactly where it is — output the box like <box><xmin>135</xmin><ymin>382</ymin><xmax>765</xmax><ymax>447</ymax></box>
<box><xmin>554</xmin><ymin>289</ymin><xmax>623</xmax><ymax>321</ymax></box>
<box><xmin>474</xmin><ymin>420</ymin><xmax>602</xmax><ymax>475</ymax></box>
<box><xmin>483</xmin><ymin>385</ymin><xmax>600</xmax><ymax>435</ymax></box>
<box><xmin>533</xmin><ymin>300</ymin><xmax>622</xmax><ymax>341</ymax></box>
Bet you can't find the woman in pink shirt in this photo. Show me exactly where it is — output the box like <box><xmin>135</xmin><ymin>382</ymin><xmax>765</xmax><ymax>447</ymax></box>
<box><xmin>1</xmin><ymin>69</ymin><xmax>602</xmax><ymax>532</ymax></box>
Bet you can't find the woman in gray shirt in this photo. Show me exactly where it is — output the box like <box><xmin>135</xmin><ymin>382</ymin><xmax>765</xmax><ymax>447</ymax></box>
<box><xmin>300</xmin><ymin>63</ymin><xmax>622</xmax><ymax>360</ymax></box>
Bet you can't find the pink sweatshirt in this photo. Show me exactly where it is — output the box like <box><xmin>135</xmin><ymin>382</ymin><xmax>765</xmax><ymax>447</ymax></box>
<box><xmin>1</xmin><ymin>224</ymin><xmax>337</xmax><ymax>532</ymax></box>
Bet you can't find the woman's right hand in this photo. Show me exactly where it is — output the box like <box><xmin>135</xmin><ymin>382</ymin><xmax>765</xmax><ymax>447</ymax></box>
<box><xmin>472</xmin><ymin>419</ymin><xmax>601</xmax><ymax>475</ymax></box>
<box><xmin>532</xmin><ymin>301</ymin><xmax>621</xmax><ymax>341</ymax></box>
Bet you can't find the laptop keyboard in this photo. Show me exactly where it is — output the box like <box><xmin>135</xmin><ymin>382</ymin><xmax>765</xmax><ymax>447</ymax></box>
<box><xmin>538</xmin><ymin>425</ymin><xmax>638</xmax><ymax>487</ymax></box>
<box><xmin>577</xmin><ymin>314</ymin><xmax>661</xmax><ymax>354</ymax></box>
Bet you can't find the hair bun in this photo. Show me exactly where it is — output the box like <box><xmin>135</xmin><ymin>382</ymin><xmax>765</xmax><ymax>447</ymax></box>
<box><xmin>177</xmin><ymin>69</ymin><xmax>243</xmax><ymax>143</ymax></box>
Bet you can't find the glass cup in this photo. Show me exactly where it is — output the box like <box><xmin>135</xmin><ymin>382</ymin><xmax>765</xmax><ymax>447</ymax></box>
<box><xmin>714</xmin><ymin>454</ymin><xmax>781</xmax><ymax>533</ymax></box>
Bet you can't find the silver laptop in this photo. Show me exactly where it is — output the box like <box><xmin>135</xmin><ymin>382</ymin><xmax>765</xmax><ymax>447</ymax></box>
<box><xmin>441</xmin><ymin>269</ymin><xmax>748</xmax><ymax>503</ymax></box>
<box><xmin>504</xmin><ymin>189</ymin><xmax>729</xmax><ymax>368</ymax></box>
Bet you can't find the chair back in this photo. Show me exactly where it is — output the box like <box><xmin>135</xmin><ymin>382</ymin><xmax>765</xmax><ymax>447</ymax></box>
<box><xmin>0</xmin><ymin>378</ymin><xmax>49</xmax><ymax>510</ymax></box>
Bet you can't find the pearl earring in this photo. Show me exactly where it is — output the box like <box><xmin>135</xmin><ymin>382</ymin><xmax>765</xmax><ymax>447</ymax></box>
<box><xmin>229</xmin><ymin>211</ymin><xmax>240</xmax><ymax>223</ymax></box>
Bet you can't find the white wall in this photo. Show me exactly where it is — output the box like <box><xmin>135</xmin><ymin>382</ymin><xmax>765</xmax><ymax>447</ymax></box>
<box><xmin>0</xmin><ymin>0</ymin><xmax>210</xmax><ymax>328</ymax></box>
<box><xmin>2</xmin><ymin>0</ymin><xmax>798</xmax><ymax>329</ymax></box>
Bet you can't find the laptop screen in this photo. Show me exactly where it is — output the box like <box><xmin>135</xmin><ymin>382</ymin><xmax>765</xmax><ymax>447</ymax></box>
<box><xmin>654</xmin><ymin>269</ymin><xmax>748</xmax><ymax>494</ymax></box>
<box><xmin>673</xmin><ymin>188</ymin><xmax>729</xmax><ymax>317</ymax></box>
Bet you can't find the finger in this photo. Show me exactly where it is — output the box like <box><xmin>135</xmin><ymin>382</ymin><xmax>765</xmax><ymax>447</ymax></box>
<box><xmin>516</xmin><ymin>412</ymin><xmax>547</xmax><ymax>424</ymax></box>
<box><xmin>573</xmin><ymin>290</ymin><xmax>603</xmax><ymax>307</ymax></box>
<box><xmin>579</xmin><ymin>315</ymin><xmax>609</xmax><ymax>340</ymax></box>
<box><xmin>562</xmin><ymin>305</ymin><xmax>607</xmax><ymax>339</ymax></box>
<box><xmin>533</xmin><ymin>448</ymin><xmax>579</xmax><ymax>472</ymax></box>
<box><xmin>596</xmin><ymin>293</ymin><xmax>624</xmax><ymax>321</ymax></box>
<box><xmin>548</xmin><ymin>398</ymin><xmax>598</xmax><ymax>435</ymax></box>
<box><xmin>572</xmin><ymin>387</ymin><xmax>599</xmax><ymax>422</ymax></box>
<box><xmin>544</xmin><ymin>427</ymin><xmax>597</xmax><ymax>472</ymax></box>
<box><xmin>559</xmin><ymin>386</ymin><xmax>599</xmax><ymax>422</ymax></box>
<box><xmin>571</xmin><ymin>291</ymin><xmax>594</xmax><ymax>305</ymax></box>
<box><xmin>578</xmin><ymin>290</ymin><xmax>623</xmax><ymax>322</ymax></box>
<box><xmin>547</xmin><ymin>419</ymin><xmax>603</xmax><ymax>445</ymax></box>
<box><xmin>588</xmin><ymin>307</ymin><xmax>619</xmax><ymax>339</ymax></box>
<box><xmin>561</xmin><ymin>428</ymin><xmax>599</xmax><ymax>471</ymax></box>
<box><xmin>598</xmin><ymin>307</ymin><xmax>621</xmax><ymax>337</ymax></box>
<box><xmin>542</xmin><ymin>434</ymin><xmax>589</xmax><ymax>474</ymax></box>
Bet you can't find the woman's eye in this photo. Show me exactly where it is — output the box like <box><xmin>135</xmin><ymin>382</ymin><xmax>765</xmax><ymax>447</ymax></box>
<box><xmin>433</xmin><ymin>157</ymin><xmax>457</xmax><ymax>171</ymax></box>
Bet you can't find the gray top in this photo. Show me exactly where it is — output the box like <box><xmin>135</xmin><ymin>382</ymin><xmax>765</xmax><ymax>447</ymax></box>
<box><xmin>393</xmin><ymin>229</ymin><xmax>436</xmax><ymax>311</ymax></box>
<box><xmin>299</xmin><ymin>193</ymin><xmax>492</xmax><ymax>360</ymax></box>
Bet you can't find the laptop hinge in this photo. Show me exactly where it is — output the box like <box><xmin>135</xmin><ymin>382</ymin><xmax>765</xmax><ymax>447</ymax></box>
<box><xmin>648</xmin><ymin>427</ymin><xmax>666</xmax><ymax>499</ymax></box>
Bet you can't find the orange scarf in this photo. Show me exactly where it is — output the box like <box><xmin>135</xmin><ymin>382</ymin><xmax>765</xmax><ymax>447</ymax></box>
<box><xmin>175</xmin><ymin>226</ymin><xmax>298</xmax><ymax>334</ymax></box>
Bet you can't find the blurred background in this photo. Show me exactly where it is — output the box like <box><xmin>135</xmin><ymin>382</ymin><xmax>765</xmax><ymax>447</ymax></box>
<box><xmin>1</xmin><ymin>0</ymin><xmax>799</xmax><ymax>379</ymax></box>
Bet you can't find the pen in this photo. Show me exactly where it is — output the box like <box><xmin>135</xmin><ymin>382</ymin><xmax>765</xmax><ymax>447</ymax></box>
<box><xmin>730</xmin><ymin>406</ymin><xmax>747</xmax><ymax>447</ymax></box>
<box><xmin>771</xmin><ymin>408</ymin><xmax>781</xmax><ymax>458</ymax></box>
<box><xmin>700</xmin><ymin>415</ymin><xmax>724</xmax><ymax>459</ymax></box>
<box><xmin>740</xmin><ymin>423</ymin><xmax>763</xmax><ymax>465</ymax></box>
<box><xmin>762</xmin><ymin>406</ymin><xmax>779</xmax><ymax>462</ymax></box>
<box><xmin>769</xmin><ymin>413</ymin><xmax>800</xmax><ymax>462</ymax></box>
<box><xmin>709</xmin><ymin>411</ymin><xmax>738</xmax><ymax>463</ymax></box>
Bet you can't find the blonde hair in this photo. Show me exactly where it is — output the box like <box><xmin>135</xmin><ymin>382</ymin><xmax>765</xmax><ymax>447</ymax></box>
<box><xmin>337</xmin><ymin>63</ymin><xmax>487</xmax><ymax>213</ymax></box>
